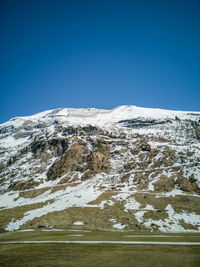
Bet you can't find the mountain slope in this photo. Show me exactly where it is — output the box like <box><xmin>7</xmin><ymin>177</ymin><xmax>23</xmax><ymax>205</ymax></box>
<box><xmin>0</xmin><ymin>105</ymin><xmax>200</xmax><ymax>232</ymax></box>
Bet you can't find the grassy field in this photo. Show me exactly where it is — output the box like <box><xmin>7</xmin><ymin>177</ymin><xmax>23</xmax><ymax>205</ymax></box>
<box><xmin>0</xmin><ymin>231</ymin><xmax>200</xmax><ymax>266</ymax></box>
<box><xmin>1</xmin><ymin>230</ymin><xmax>200</xmax><ymax>242</ymax></box>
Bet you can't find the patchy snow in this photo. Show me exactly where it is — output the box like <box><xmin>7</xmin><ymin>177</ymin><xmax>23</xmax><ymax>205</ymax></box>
<box><xmin>156</xmin><ymin>189</ymin><xmax>187</xmax><ymax>198</ymax></box>
<box><xmin>5</xmin><ymin>181</ymin><xmax>103</xmax><ymax>231</ymax></box>
<box><xmin>144</xmin><ymin>204</ymin><xmax>156</xmax><ymax>210</ymax></box>
<box><xmin>113</xmin><ymin>223</ymin><xmax>126</xmax><ymax>230</ymax></box>
<box><xmin>143</xmin><ymin>204</ymin><xmax>200</xmax><ymax>232</ymax></box>
<box><xmin>99</xmin><ymin>200</ymin><xmax>115</xmax><ymax>209</ymax></box>
<box><xmin>109</xmin><ymin>218</ymin><xmax>117</xmax><ymax>223</ymax></box>
<box><xmin>166</xmin><ymin>204</ymin><xmax>200</xmax><ymax>228</ymax></box>
<box><xmin>124</xmin><ymin>197</ymin><xmax>141</xmax><ymax>211</ymax></box>
<box><xmin>0</xmin><ymin>136</ymin><xmax>29</xmax><ymax>148</ymax></box>
<box><xmin>135</xmin><ymin>211</ymin><xmax>146</xmax><ymax>223</ymax></box>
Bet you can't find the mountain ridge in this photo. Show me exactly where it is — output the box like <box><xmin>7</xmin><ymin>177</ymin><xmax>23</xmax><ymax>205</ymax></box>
<box><xmin>2</xmin><ymin>105</ymin><xmax>200</xmax><ymax>127</ymax></box>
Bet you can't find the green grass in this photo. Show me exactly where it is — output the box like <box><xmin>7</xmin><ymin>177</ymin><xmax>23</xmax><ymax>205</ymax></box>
<box><xmin>0</xmin><ymin>243</ymin><xmax>200</xmax><ymax>267</ymax></box>
<box><xmin>0</xmin><ymin>231</ymin><xmax>200</xmax><ymax>266</ymax></box>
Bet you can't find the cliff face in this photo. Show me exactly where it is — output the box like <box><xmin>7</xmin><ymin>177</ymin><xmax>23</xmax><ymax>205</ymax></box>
<box><xmin>0</xmin><ymin>106</ymin><xmax>200</xmax><ymax>232</ymax></box>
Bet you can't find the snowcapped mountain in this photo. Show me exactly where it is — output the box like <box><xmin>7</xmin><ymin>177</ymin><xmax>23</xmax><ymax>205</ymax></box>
<box><xmin>0</xmin><ymin>105</ymin><xmax>200</xmax><ymax>232</ymax></box>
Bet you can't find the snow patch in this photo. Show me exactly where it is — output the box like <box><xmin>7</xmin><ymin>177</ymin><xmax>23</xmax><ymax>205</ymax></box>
<box><xmin>113</xmin><ymin>223</ymin><xmax>126</xmax><ymax>230</ymax></box>
<box><xmin>73</xmin><ymin>222</ymin><xmax>84</xmax><ymax>226</ymax></box>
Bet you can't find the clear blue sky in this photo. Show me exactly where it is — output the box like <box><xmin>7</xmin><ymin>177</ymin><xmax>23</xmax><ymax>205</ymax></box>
<box><xmin>1</xmin><ymin>0</ymin><xmax>200</xmax><ymax>123</ymax></box>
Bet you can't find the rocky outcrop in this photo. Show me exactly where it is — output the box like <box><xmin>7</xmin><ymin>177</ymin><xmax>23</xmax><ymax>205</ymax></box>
<box><xmin>8</xmin><ymin>178</ymin><xmax>39</xmax><ymax>191</ymax></box>
<box><xmin>47</xmin><ymin>139</ymin><xmax>110</xmax><ymax>181</ymax></box>
<box><xmin>47</xmin><ymin>143</ymin><xmax>85</xmax><ymax>180</ymax></box>
<box><xmin>31</xmin><ymin>137</ymin><xmax>68</xmax><ymax>158</ymax></box>
<box><xmin>119</xmin><ymin>118</ymin><xmax>172</xmax><ymax>128</ymax></box>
